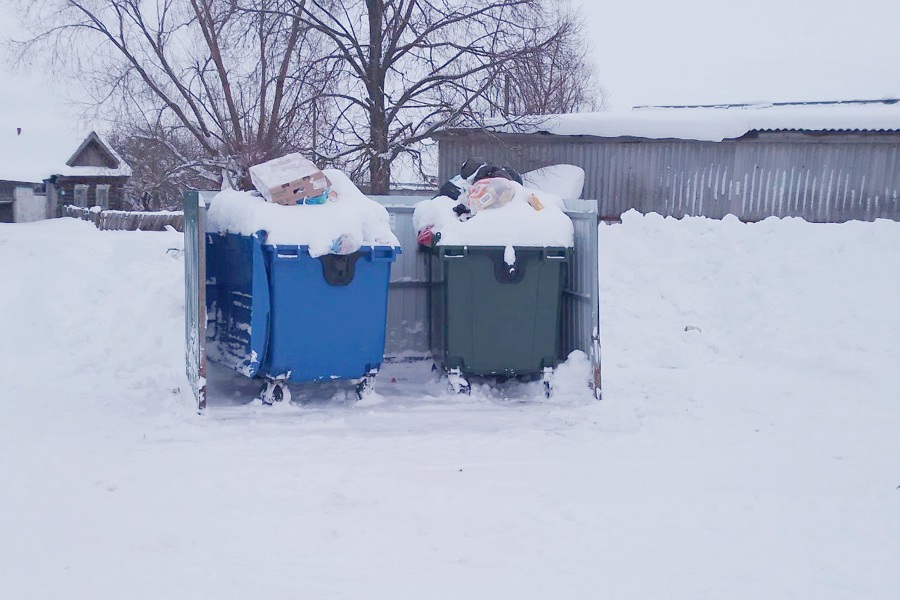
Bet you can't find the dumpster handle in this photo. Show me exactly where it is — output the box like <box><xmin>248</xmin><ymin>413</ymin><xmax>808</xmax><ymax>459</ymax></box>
<box><xmin>370</xmin><ymin>247</ymin><xmax>398</xmax><ymax>262</ymax></box>
<box><xmin>269</xmin><ymin>243</ymin><xmax>301</xmax><ymax>260</ymax></box>
<box><xmin>543</xmin><ymin>247</ymin><xmax>569</xmax><ymax>260</ymax></box>
<box><xmin>442</xmin><ymin>247</ymin><xmax>468</xmax><ymax>259</ymax></box>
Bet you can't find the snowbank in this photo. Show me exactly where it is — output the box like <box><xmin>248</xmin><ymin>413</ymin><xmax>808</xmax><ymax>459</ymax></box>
<box><xmin>207</xmin><ymin>169</ymin><xmax>399</xmax><ymax>256</ymax></box>
<box><xmin>413</xmin><ymin>180</ymin><xmax>574</xmax><ymax>247</ymax></box>
<box><xmin>601</xmin><ymin>210</ymin><xmax>900</xmax><ymax>374</ymax></box>
<box><xmin>521</xmin><ymin>164</ymin><xmax>585</xmax><ymax>199</ymax></box>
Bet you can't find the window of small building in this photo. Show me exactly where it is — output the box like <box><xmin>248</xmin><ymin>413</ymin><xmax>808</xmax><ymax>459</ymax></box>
<box><xmin>73</xmin><ymin>184</ymin><xmax>89</xmax><ymax>208</ymax></box>
<box><xmin>96</xmin><ymin>184</ymin><xmax>110</xmax><ymax>210</ymax></box>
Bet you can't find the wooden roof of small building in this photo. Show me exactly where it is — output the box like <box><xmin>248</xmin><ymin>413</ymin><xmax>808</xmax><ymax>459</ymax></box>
<box><xmin>53</xmin><ymin>131</ymin><xmax>132</xmax><ymax>179</ymax></box>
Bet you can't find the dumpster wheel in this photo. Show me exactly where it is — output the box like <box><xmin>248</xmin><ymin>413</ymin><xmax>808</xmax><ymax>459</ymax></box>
<box><xmin>542</xmin><ymin>367</ymin><xmax>554</xmax><ymax>399</ymax></box>
<box><xmin>355</xmin><ymin>368</ymin><xmax>379</xmax><ymax>400</ymax></box>
<box><xmin>258</xmin><ymin>378</ymin><xmax>291</xmax><ymax>405</ymax></box>
<box><xmin>447</xmin><ymin>368</ymin><xmax>471</xmax><ymax>395</ymax></box>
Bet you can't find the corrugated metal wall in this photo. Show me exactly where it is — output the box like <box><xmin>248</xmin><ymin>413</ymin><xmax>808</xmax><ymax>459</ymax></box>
<box><xmin>560</xmin><ymin>201</ymin><xmax>599</xmax><ymax>362</ymax></box>
<box><xmin>437</xmin><ymin>132</ymin><xmax>900</xmax><ymax>222</ymax></box>
<box><xmin>379</xmin><ymin>201</ymin><xmax>432</xmax><ymax>356</ymax></box>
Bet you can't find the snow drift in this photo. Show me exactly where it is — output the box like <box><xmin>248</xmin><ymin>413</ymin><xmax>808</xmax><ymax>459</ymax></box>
<box><xmin>1</xmin><ymin>212</ymin><xmax>899</xmax><ymax>599</ymax></box>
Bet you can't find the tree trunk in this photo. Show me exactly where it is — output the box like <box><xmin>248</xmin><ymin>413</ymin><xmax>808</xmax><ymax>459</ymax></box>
<box><xmin>369</xmin><ymin>114</ymin><xmax>391</xmax><ymax>194</ymax></box>
<box><xmin>366</xmin><ymin>0</ymin><xmax>391</xmax><ymax>195</ymax></box>
<box><xmin>369</xmin><ymin>157</ymin><xmax>390</xmax><ymax>195</ymax></box>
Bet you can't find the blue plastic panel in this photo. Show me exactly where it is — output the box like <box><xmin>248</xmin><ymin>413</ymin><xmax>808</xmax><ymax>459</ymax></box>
<box><xmin>205</xmin><ymin>232</ymin><xmax>270</xmax><ymax>377</ymax></box>
<box><xmin>261</xmin><ymin>245</ymin><xmax>399</xmax><ymax>382</ymax></box>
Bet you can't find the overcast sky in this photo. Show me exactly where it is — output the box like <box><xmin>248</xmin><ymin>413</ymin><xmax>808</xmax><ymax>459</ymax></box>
<box><xmin>576</xmin><ymin>0</ymin><xmax>900</xmax><ymax>110</ymax></box>
<box><xmin>2</xmin><ymin>0</ymin><xmax>899</xmax><ymax>179</ymax></box>
<box><xmin>0</xmin><ymin>2</ymin><xmax>88</xmax><ymax>180</ymax></box>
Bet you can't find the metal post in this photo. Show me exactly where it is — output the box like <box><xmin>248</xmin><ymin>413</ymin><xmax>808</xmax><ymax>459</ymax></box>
<box><xmin>183</xmin><ymin>190</ymin><xmax>208</xmax><ymax>412</ymax></box>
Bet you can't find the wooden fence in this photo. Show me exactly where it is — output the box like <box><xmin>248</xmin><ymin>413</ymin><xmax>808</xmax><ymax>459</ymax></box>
<box><xmin>64</xmin><ymin>205</ymin><xmax>185</xmax><ymax>231</ymax></box>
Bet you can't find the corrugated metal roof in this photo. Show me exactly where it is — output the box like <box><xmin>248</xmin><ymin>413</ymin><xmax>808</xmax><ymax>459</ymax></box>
<box><xmin>439</xmin><ymin>100</ymin><xmax>900</xmax><ymax>142</ymax></box>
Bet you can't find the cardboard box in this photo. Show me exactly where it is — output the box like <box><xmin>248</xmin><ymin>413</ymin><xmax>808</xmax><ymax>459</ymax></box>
<box><xmin>249</xmin><ymin>153</ymin><xmax>331</xmax><ymax>205</ymax></box>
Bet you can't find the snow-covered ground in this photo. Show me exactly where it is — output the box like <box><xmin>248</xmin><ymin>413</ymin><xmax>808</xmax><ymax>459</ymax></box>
<box><xmin>1</xmin><ymin>214</ymin><xmax>898</xmax><ymax>599</ymax></box>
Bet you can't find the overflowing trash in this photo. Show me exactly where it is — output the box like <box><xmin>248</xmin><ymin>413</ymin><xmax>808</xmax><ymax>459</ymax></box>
<box><xmin>413</xmin><ymin>157</ymin><xmax>575</xmax><ymax>248</ymax></box>
<box><xmin>249</xmin><ymin>153</ymin><xmax>332</xmax><ymax>206</ymax></box>
<box><xmin>434</xmin><ymin>156</ymin><xmax>524</xmax><ymax>201</ymax></box>
<box><xmin>209</xmin><ymin>167</ymin><xmax>399</xmax><ymax>257</ymax></box>
<box><xmin>467</xmin><ymin>177</ymin><xmax>517</xmax><ymax>213</ymax></box>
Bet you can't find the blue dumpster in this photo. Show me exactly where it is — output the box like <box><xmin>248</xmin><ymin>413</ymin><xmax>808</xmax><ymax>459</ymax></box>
<box><xmin>206</xmin><ymin>230</ymin><xmax>400</xmax><ymax>402</ymax></box>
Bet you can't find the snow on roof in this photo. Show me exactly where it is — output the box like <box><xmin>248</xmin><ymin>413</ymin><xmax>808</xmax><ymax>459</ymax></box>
<box><xmin>56</xmin><ymin>131</ymin><xmax>132</xmax><ymax>178</ymax></box>
<box><xmin>481</xmin><ymin>100</ymin><xmax>900</xmax><ymax>143</ymax></box>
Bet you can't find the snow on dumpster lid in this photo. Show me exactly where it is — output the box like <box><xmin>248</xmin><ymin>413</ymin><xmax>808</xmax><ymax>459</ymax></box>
<box><xmin>478</xmin><ymin>100</ymin><xmax>900</xmax><ymax>142</ymax></box>
<box><xmin>207</xmin><ymin>169</ymin><xmax>400</xmax><ymax>257</ymax></box>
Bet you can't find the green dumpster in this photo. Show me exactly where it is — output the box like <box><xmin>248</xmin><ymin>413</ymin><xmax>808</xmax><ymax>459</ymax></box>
<box><xmin>428</xmin><ymin>244</ymin><xmax>572</xmax><ymax>394</ymax></box>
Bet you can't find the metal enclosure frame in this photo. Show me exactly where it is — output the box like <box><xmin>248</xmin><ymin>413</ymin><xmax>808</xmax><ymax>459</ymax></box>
<box><xmin>183</xmin><ymin>190</ymin><xmax>207</xmax><ymax>411</ymax></box>
<box><xmin>183</xmin><ymin>193</ymin><xmax>602</xmax><ymax>406</ymax></box>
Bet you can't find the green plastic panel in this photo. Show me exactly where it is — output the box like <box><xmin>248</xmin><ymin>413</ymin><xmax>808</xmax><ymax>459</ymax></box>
<box><xmin>430</xmin><ymin>246</ymin><xmax>570</xmax><ymax>377</ymax></box>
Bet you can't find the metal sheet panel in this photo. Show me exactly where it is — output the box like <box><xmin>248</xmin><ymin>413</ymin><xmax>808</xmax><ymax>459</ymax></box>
<box><xmin>563</xmin><ymin>200</ymin><xmax>601</xmax><ymax>398</ymax></box>
<box><xmin>373</xmin><ymin>197</ymin><xmax>432</xmax><ymax>356</ymax></box>
<box><xmin>205</xmin><ymin>232</ymin><xmax>271</xmax><ymax>379</ymax></box>
<box><xmin>562</xmin><ymin>202</ymin><xmax>599</xmax><ymax>356</ymax></box>
<box><xmin>182</xmin><ymin>190</ymin><xmax>207</xmax><ymax>411</ymax></box>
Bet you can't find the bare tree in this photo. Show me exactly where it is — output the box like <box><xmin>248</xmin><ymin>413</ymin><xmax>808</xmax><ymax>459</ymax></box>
<box><xmin>14</xmin><ymin>0</ymin><xmax>598</xmax><ymax>195</ymax></box>
<box><xmin>481</xmin><ymin>4</ymin><xmax>602</xmax><ymax>116</ymax></box>
<box><xmin>14</xmin><ymin>0</ymin><xmax>335</xmax><ymax>187</ymax></box>
<box><xmin>108</xmin><ymin>122</ymin><xmax>214</xmax><ymax>211</ymax></box>
<box><xmin>284</xmin><ymin>0</ymin><xmax>596</xmax><ymax>194</ymax></box>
